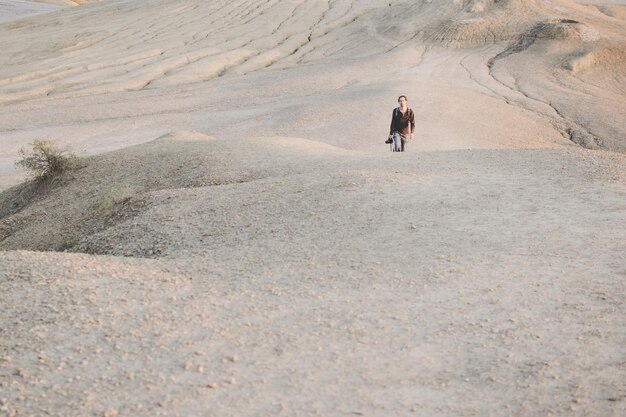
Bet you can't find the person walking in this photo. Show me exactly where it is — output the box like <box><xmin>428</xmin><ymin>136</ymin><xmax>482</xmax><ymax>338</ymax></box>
<box><xmin>388</xmin><ymin>95</ymin><xmax>415</xmax><ymax>152</ymax></box>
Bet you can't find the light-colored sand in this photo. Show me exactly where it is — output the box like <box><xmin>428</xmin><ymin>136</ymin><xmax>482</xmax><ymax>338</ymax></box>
<box><xmin>1</xmin><ymin>1</ymin><xmax>625</xmax><ymax>416</ymax></box>
<box><xmin>0</xmin><ymin>0</ymin><xmax>63</xmax><ymax>23</ymax></box>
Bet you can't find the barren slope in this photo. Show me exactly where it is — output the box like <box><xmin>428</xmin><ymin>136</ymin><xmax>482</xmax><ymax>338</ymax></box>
<box><xmin>1</xmin><ymin>134</ymin><xmax>626</xmax><ymax>416</ymax></box>
<box><xmin>0</xmin><ymin>0</ymin><xmax>624</xmax><ymax>191</ymax></box>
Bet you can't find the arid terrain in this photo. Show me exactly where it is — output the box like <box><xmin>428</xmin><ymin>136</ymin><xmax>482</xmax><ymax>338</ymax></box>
<box><xmin>1</xmin><ymin>1</ymin><xmax>625</xmax><ymax>416</ymax></box>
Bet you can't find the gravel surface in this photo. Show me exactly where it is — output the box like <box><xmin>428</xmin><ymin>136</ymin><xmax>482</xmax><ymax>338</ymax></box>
<box><xmin>1</xmin><ymin>136</ymin><xmax>625</xmax><ymax>417</ymax></box>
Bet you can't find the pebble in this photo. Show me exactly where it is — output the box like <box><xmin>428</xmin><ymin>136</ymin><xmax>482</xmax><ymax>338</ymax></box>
<box><xmin>14</xmin><ymin>369</ymin><xmax>28</xmax><ymax>378</ymax></box>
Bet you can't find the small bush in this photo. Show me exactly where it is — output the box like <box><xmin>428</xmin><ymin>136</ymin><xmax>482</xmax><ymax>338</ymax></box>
<box><xmin>16</xmin><ymin>139</ymin><xmax>83</xmax><ymax>181</ymax></box>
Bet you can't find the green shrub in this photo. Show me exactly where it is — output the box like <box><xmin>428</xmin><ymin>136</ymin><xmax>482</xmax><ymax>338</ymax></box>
<box><xmin>16</xmin><ymin>139</ymin><xmax>83</xmax><ymax>181</ymax></box>
<box><xmin>58</xmin><ymin>235</ymin><xmax>79</xmax><ymax>251</ymax></box>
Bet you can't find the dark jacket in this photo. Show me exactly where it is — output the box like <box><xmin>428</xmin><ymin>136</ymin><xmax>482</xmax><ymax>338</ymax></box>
<box><xmin>389</xmin><ymin>107</ymin><xmax>415</xmax><ymax>136</ymax></box>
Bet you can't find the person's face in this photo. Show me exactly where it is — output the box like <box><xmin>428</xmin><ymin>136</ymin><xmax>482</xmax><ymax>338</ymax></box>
<box><xmin>398</xmin><ymin>97</ymin><xmax>407</xmax><ymax>107</ymax></box>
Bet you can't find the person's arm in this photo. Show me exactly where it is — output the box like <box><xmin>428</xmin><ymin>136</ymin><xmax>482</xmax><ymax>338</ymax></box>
<box><xmin>389</xmin><ymin>109</ymin><xmax>396</xmax><ymax>135</ymax></box>
<box><xmin>409</xmin><ymin>109</ymin><xmax>415</xmax><ymax>138</ymax></box>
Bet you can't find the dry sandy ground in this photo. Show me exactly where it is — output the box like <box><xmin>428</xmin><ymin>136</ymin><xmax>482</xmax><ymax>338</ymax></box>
<box><xmin>0</xmin><ymin>1</ymin><xmax>61</xmax><ymax>23</ymax></box>
<box><xmin>1</xmin><ymin>1</ymin><xmax>625</xmax><ymax>416</ymax></box>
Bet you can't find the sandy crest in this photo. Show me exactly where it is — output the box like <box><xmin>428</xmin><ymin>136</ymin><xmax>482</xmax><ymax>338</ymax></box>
<box><xmin>0</xmin><ymin>1</ymin><xmax>625</xmax><ymax>416</ymax></box>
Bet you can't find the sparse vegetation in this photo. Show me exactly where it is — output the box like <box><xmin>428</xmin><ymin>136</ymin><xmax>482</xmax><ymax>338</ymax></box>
<box><xmin>58</xmin><ymin>235</ymin><xmax>79</xmax><ymax>252</ymax></box>
<box><xmin>89</xmin><ymin>185</ymin><xmax>137</xmax><ymax>214</ymax></box>
<box><xmin>16</xmin><ymin>139</ymin><xmax>83</xmax><ymax>182</ymax></box>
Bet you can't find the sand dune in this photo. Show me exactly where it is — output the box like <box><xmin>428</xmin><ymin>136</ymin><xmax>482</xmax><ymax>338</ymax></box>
<box><xmin>1</xmin><ymin>1</ymin><xmax>625</xmax><ymax>416</ymax></box>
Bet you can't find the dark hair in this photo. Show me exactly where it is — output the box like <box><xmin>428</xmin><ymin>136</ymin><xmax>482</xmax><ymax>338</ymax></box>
<box><xmin>398</xmin><ymin>95</ymin><xmax>407</xmax><ymax>102</ymax></box>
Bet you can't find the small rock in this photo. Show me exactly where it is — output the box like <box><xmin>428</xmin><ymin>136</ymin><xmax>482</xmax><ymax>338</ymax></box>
<box><xmin>14</xmin><ymin>369</ymin><xmax>27</xmax><ymax>378</ymax></box>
